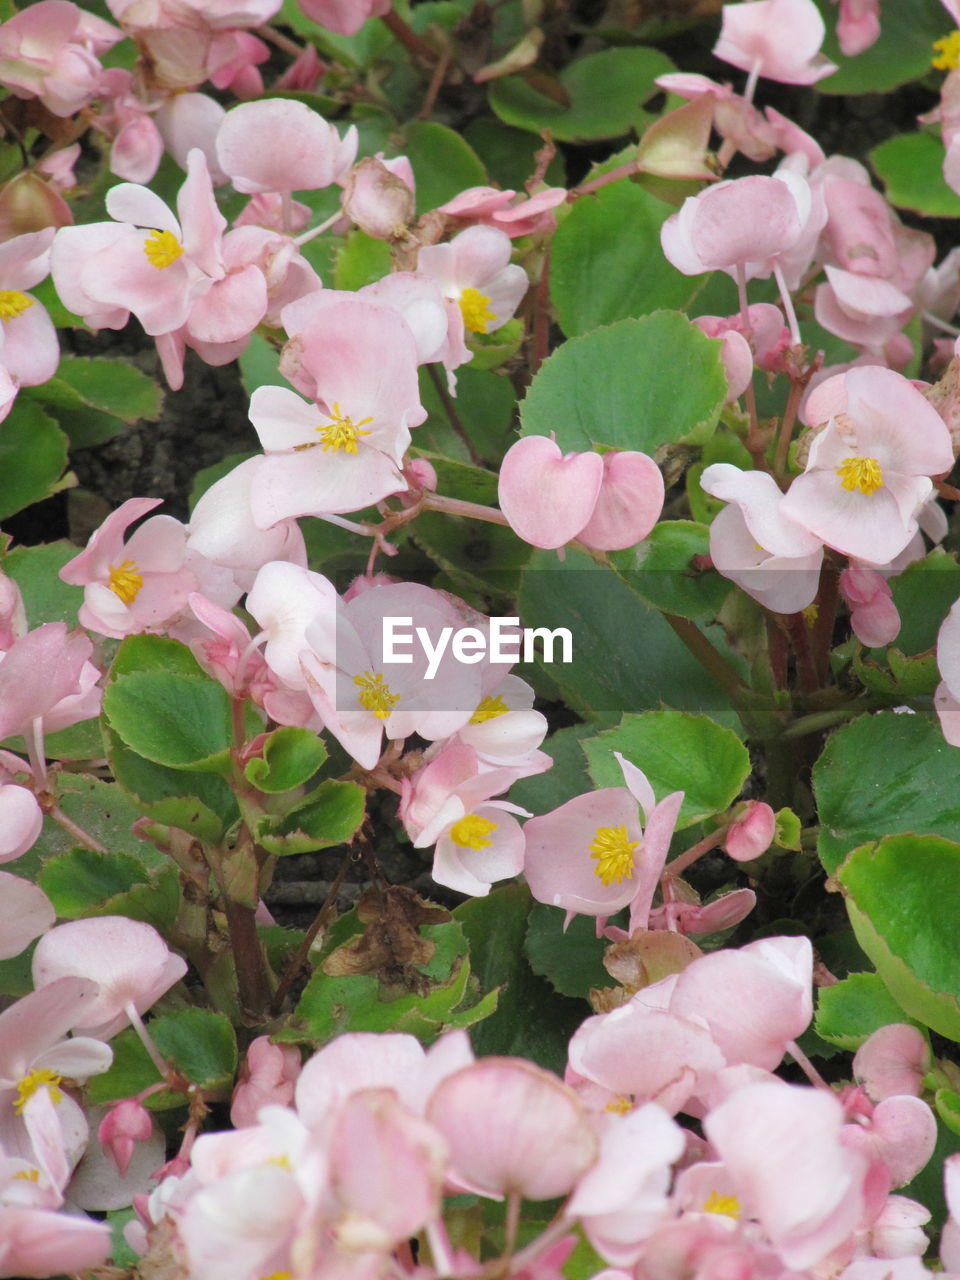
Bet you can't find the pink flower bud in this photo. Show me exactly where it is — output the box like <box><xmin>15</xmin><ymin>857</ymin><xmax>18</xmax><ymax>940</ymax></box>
<box><xmin>341</xmin><ymin>157</ymin><xmax>416</xmax><ymax>241</ymax></box>
<box><xmin>0</xmin><ymin>171</ymin><xmax>73</xmax><ymax>238</ymax></box>
<box><xmin>724</xmin><ymin>801</ymin><xmax>776</xmax><ymax>861</ymax></box>
<box><xmin>98</xmin><ymin>1099</ymin><xmax>153</xmax><ymax>1175</ymax></box>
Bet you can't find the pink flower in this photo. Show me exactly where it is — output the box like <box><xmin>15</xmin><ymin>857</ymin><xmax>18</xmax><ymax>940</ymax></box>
<box><xmin>32</xmin><ymin>917</ymin><xmax>188</xmax><ymax>1040</ymax></box>
<box><xmin>839</xmin><ymin>564</ymin><xmax>900</xmax><ymax>647</ymax></box>
<box><xmin>523</xmin><ymin>752</ymin><xmax>683</xmax><ymax>933</ymax></box>
<box><xmin>426</xmin><ymin>1058</ymin><xmax>597</xmax><ymax>1200</ymax></box>
<box><xmin>0</xmin><ymin>870</ymin><xmax>54</xmax><ymax>959</ymax></box>
<box><xmin>723</xmin><ymin>801</ymin><xmax>776</xmax><ymax>861</ymax></box>
<box><xmin>834</xmin><ymin>0</ymin><xmax>881</xmax><ymax>56</ymax></box>
<box><xmin>0</xmin><ymin>622</ymin><xmax>101</xmax><ymax>742</ymax></box>
<box><xmin>417</xmin><ymin>225</ymin><xmax>529</xmax><ymax>351</ymax></box>
<box><xmin>294</xmin><ymin>0</ymin><xmax>391</xmax><ymax>37</ymax></box>
<box><xmin>98</xmin><ymin>1099</ymin><xmax>153</xmax><ymax>1176</ymax></box>
<box><xmin>438</xmin><ymin>185</ymin><xmax>568</xmax><ymax>237</ymax></box>
<box><xmin>0</xmin><ymin>0</ymin><xmax>120</xmax><ymax>116</ymax></box>
<box><xmin>499</xmin><ymin>436</ymin><xmax>664</xmax><ymax>551</ymax></box>
<box><xmin>713</xmin><ymin>0</ymin><xmax>838</xmax><ymax>87</ymax></box>
<box><xmin>937</xmin><ymin>596</ymin><xmax>960</xmax><ymax>745</ymax></box>
<box><xmin>216</xmin><ymin>99</ymin><xmax>358</xmax><ymax>194</ymax></box>
<box><xmin>780</xmin><ymin>366</ymin><xmax>954</xmax><ymax>565</ymax></box>
<box><xmin>230</xmin><ymin>1037</ymin><xmax>302</xmax><ymax>1129</ymax></box>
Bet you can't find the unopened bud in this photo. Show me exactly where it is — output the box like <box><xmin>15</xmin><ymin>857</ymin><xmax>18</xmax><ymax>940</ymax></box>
<box><xmin>341</xmin><ymin>157</ymin><xmax>415</xmax><ymax>242</ymax></box>
<box><xmin>98</xmin><ymin>1099</ymin><xmax>153</xmax><ymax>1175</ymax></box>
<box><xmin>0</xmin><ymin>171</ymin><xmax>73</xmax><ymax>239</ymax></box>
<box><xmin>723</xmin><ymin>800</ymin><xmax>776</xmax><ymax>862</ymax></box>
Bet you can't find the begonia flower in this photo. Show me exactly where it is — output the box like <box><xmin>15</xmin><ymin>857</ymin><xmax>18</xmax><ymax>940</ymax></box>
<box><xmin>0</xmin><ymin>786</ymin><xmax>43</xmax><ymax>864</ymax></box>
<box><xmin>32</xmin><ymin>917</ymin><xmax>188</xmax><ymax>1040</ymax></box>
<box><xmin>438</xmin><ymin>185</ymin><xmax>568</xmax><ymax>237</ymax></box>
<box><xmin>216</xmin><ymin>99</ymin><xmax>358</xmax><ymax>195</ymax></box>
<box><xmin>853</xmin><ymin>1025</ymin><xmax>931</xmax><ymax>1103</ymax></box>
<box><xmin>231</xmin><ymin>1036</ymin><xmax>302</xmax><ymax>1129</ymax></box>
<box><xmin>713</xmin><ymin>0</ymin><xmax>838</xmax><ymax>87</ymax></box>
<box><xmin>0</xmin><ymin>871</ymin><xmax>54</xmax><ymax>960</ymax></box>
<box><xmin>523</xmin><ymin>752</ymin><xmax>683</xmax><ymax>932</ymax></box>
<box><xmin>839</xmin><ymin>564</ymin><xmax>900</xmax><ymax>647</ymax></box>
<box><xmin>936</xmin><ymin>595</ymin><xmax>960</xmax><ymax>744</ymax></box>
<box><xmin>250</xmin><ymin>298</ymin><xmax>426</xmax><ymax>523</ymax></box>
<box><xmin>499</xmin><ymin>436</ymin><xmax>664</xmax><ymax>551</ymax></box>
<box><xmin>97</xmin><ymin>1099</ymin><xmax>154</xmax><ymax>1177</ymax></box>
<box><xmin>295</xmin><ymin>0</ymin><xmax>391</xmax><ymax>38</ymax></box>
<box><xmin>427</xmin><ymin>1058</ymin><xmax>597</xmax><ymax>1200</ymax></box>
<box><xmin>0</xmin><ymin>230</ymin><xmax>59</xmax><ymax>412</ymax></box>
<box><xmin>0</xmin><ymin>622</ymin><xmax>101</xmax><ymax>743</ymax></box>
<box><xmin>834</xmin><ymin>0</ymin><xmax>881</xmax><ymax>55</ymax></box>
<box><xmin>417</xmin><ymin>225</ymin><xmax>529</xmax><ymax>351</ymax></box>
<box><xmin>780</xmin><ymin>366</ymin><xmax>954</xmax><ymax>565</ymax></box>
<box><xmin>0</xmin><ymin>0</ymin><xmax>121</xmax><ymax>116</ymax></box>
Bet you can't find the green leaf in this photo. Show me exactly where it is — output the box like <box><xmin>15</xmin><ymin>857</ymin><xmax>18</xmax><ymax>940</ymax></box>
<box><xmin>239</xmin><ymin>332</ymin><xmax>285</xmax><ymax>397</ymax></box>
<box><xmin>815</xmin><ymin>972</ymin><xmax>922</xmax><ymax>1050</ymax></box>
<box><xmin>550</xmin><ymin>183</ymin><xmax>703</xmax><ymax>336</ymax></box>
<box><xmin>813</xmin><ymin>712</ymin><xmax>960</xmax><ymax>875</ymax></box>
<box><xmin>402</xmin><ymin>121</ymin><xmax>487</xmax><ymax>215</ymax></box>
<box><xmin>282</xmin><ymin>919</ymin><xmax>486</xmax><ymax>1042</ymax></box>
<box><xmin>610</xmin><ymin>521</ymin><xmax>731</xmax><ymax>620</ymax></box>
<box><xmin>517</xmin><ymin>548</ymin><xmax>744</xmax><ymax>726</ymax></box>
<box><xmin>814</xmin><ymin>0</ymin><xmax>950</xmax><ymax>94</ymax></box>
<box><xmin>582</xmin><ymin>710</ymin><xmax>750</xmax><ymax>829</ymax></box>
<box><xmin>462</xmin><ymin>117</ymin><xmax>566</xmax><ymax>190</ymax></box>
<box><xmin>28</xmin><ymin>355</ymin><xmax>163</xmax><ymax>422</ymax></box>
<box><xmin>244</xmin><ymin>726</ymin><xmax>328</xmax><ymax>794</ymax></box>
<box><xmin>489</xmin><ymin>47</ymin><xmax>674</xmax><ymax>142</ymax></box>
<box><xmin>334</xmin><ymin>230</ymin><xmax>393</xmax><ymax>290</ymax></box>
<box><xmin>0</xmin><ymin>399</ymin><xmax>70</xmax><ymax>520</ymax></box>
<box><xmin>880</xmin><ymin>549</ymin><xmax>960</xmax><ymax>657</ymax></box>
<box><xmin>510</xmin><ymin>724</ymin><xmax>593</xmax><ymax>815</ymax></box>
<box><xmin>102</xmin><ymin>670</ymin><xmax>234</xmax><ymax>772</ymax></box>
<box><xmin>870</xmin><ymin>132</ymin><xmax>960</xmax><ymax>217</ymax></box>
<box><xmin>88</xmin><ymin>1008</ymin><xmax>237</xmax><ymax>1106</ymax></box>
<box><xmin>524</xmin><ymin>902</ymin><xmax>610</xmax><ymax>999</ymax></box>
<box><xmin>936</xmin><ymin>1088</ymin><xmax>960</xmax><ymax>1138</ymax></box>
<box><xmin>110</xmin><ymin>633</ymin><xmax>209</xmax><ymax>680</ymax></box>
<box><xmin>455</xmin><ymin>883</ymin><xmax>586</xmax><ymax>1074</ymax></box>
<box><xmin>415</xmin><ymin>364</ymin><xmax>516</xmax><ymax>465</ymax></box>
<box><xmin>838</xmin><ymin>834</ymin><xmax>960</xmax><ymax>1040</ymax></box>
<box><xmin>258</xmin><ymin>779</ymin><xmax>366</xmax><ymax>854</ymax></box>
<box><xmin>519</xmin><ymin>314</ymin><xmax>727</xmax><ymax>453</ymax></box>
<box><xmin>2</xmin><ymin>541</ymin><xmax>84</xmax><ymax>626</ymax></box>
<box><xmin>774</xmin><ymin>806</ymin><xmax>802</xmax><ymax>851</ymax></box>
<box><xmin>38</xmin><ymin>849</ymin><xmax>150</xmax><ymax>917</ymax></box>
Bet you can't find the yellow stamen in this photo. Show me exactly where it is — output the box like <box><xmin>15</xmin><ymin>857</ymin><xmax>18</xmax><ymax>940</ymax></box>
<box><xmin>260</xmin><ymin>1273</ymin><xmax>292</xmax><ymax>1280</ymax></box>
<box><xmin>802</xmin><ymin>602</ymin><xmax>819</xmax><ymax>628</ymax></box>
<box><xmin>13</xmin><ymin>1168</ymin><xmax>40</xmax><ymax>1181</ymax></box>
<box><xmin>266</xmin><ymin>1154</ymin><xmax>292</xmax><ymax>1170</ymax></box>
<box><xmin>469</xmin><ymin>695</ymin><xmax>509</xmax><ymax>724</ymax></box>
<box><xmin>108</xmin><ymin>558</ymin><xmax>143</xmax><ymax>605</ymax></box>
<box><xmin>459</xmin><ymin>287</ymin><xmax>496</xmax><ymax>335</ymax></box>
<box><xmin>933</xmin><ymin>30</ymin><xmax>960</xmax><ymax>70</ymax></box>
<box><xmin>317</xmin><ymin>402</ymin><xmax>373</xmax><ymax>454</ymax></box>
<box><xmin>449</xmin><ymin>814</ymin><xmax>498</xmax><ymax>850</ymax></box>
<box><xmin>836</xmin><ymin>456</ymin><xmax>883</xmax><ymax>497</ymax></box>
<box><xmin>703</xmin><ymin>1191</ymin><xmax>741</xmax><ymax>1219</ymax></box>
<box><xmin>353</xmin><ymin>670</ymin><xmax>399</xmax><ymax>719</ymax></box>
<box><xmin>0</xmin><ymin>290</ymin><xmax>33</xmax><ymax>321</ymax></box>
<box><xmin>604</xmin><ymin>1095</ymin><xmax>633</xmax><ymax>1115</ymax></box>
<box><xmin>14</xmin><ymin>1068</ymin><xmax>63</xmax><ymax>1114</ymax></box>
<box><xmin>143</xmin><ymin>228</ymin><xmax>183</xmax><ymax>269</ymax></box>
<box><xmin>590</xmin><ymin>825</ymin><xmax>639</xmax><ymax>885</ymax></box>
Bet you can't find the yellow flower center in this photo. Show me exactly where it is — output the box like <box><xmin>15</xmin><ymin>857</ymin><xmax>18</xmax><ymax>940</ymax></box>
<box><xmin>353</xmin><ymin>670</ymin><xmax>399</xmax><ymax>719</ymax></box>
<box><xmin>317</xmin><ymin>402</ymin><xmax>373</xmax><ymax>453</ymax></box>
<box><xmin>449</xmin><ymin>814</ymin><xmax>498</xmax><ymax>850</ymax></box>
<box><xmin>802</xmin><ymin>602</ymin><xmax>819</xmax><ymax>627</ymax></box>
<box><xmin>13</xmin><ymin>1168</ymin><xmax>40</xmax><ymax>1181</ymax></box>
<box><xmin>0</xmin><ymin>289</ymin><xmax>33</xmax><ymax>321</ymax></box>
<box><xmin>143</xmin><ymin>228</ymin><xmax>184</xmax><ymax>269</ymax></box>
<box><xmin>260</xmin><ymin>1273</ymin><xmax>292</xmax><ymax>1280</ymax></box>
<box><xmin>604</xmin><ymin>1094</ymin><xmax>633</xmax><ymax>1115</ymax></box>
<box><xmin>469</xmin><ymin>695</ymin><xmax>509</xmax><ymax>724</ymax></box>
<box><xmin>933</xmin><ymin>29</ymin><xmax>960</xmax><ymax>69</ymax></box>
<box><xmin>836</xmin><ymin>456</ymin><xmax>883</xmax><ymax>497</ymax></box>
<box><xmin>459</xmin><ymin>287</ymin><xmax>495</xmax><ymax>335</ymax></box>
<box><xmin>14</xmin><ymin>1068</ymin><xmax>63</xmax><ymax>1114</ymax></box>
<box><xmin>703</xmin><ymin>1191</ymin><xmax>741</xmax><ymax>1219</ymax></box>
<box><xmin>590</xmin><ymin>825</ymin><xmax>638</xmax><ymax>885</ymax></box>
<box><xmin>108</xmin><ymin>558</ymin><xmax>143</xmax><ymax>605</ymax></box>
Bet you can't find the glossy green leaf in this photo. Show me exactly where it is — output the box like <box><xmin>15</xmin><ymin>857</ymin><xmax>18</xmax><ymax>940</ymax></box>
<box><xmin>583</xmin><ymin>710</ymin><xmax>750</xmax><ymax>829</ymax></box>
<box><xmin>462</xmin><ymin>117</ymin><xmax>566</xmax><ymax>190</ymax></box>
<box><xmin>415</xmin><ymin>364</ymin><xmax>516</xmax><ymax>465</ymax></box>
<box><xmin>610</xmin><ymin>521</ymin><xmax>731</xmax><ymax>620</ymax></box>
<box><xmin>39</xmin><ymin>849</ymin><xmax>150</xmax><ymax>917</ymax></box>
<box><xmin>870</xmin><ymin>132</ymin><xmax>960</xmax><ymax>217</ymax></box>
<box><xmin>813</xmin><ymin>712</ymin><xmax>960</xmax><ymax>875</ymax></box>
<box><xmin>282</xmin><ymin>919</ymin><xmax>488</xmax><ymax>1042</ymax></box>
<box><xmin>838</xmin><ymin>834</ymin><xmax>960</xmax><ymax>1040</ymax></box>
<box><xmin>455</xmin><ymin>883</ymin><xmax>585</xmax><ymax>1074</ymax></box>
<box><xmin>88</xmin><ymin>1009</ymin><xmax>237</xmax><ymax>1106</ymax></box>
<box><xmin>402</xmin><ymin>121</ymin><xmax>487</xmax><ymax>215</ymax></box>
<box><xmin>524</xmin><ymin>902</ymin><xmax>610</xmax><ymax>999</ymax></box>
<box><xmin>550</xmin><ymin>183</ymin><xmax>703</xmax><ymax>336</ymax></box>
<box><xmin>334</xmin><ymin>230</ymin><xmax>393</xmax><ymax>290</ymax></box>
<box><xmin>936</xmin><ymin>1089</ymin><xmax>960</xmax><ymax>1138</ymax></box>
<box><xmin>815</xmin><ymin>971</ymin><xmax>922</xmax><ymax>1050</ymax></box>
<box><xmin>2</xmin><ymin>541</ymin><xmax>84</xmax><ymax>626</ymax></box>
<box><xmin>105</xmin><ymin>726</ymin><xmax>236</xmax><ymax>840</ymax></box>
<box><xmin>28</xmin><ymin>355</ymin><xmax>163</xmax><ymax>422</ymax></box>
<box><xmin>814</xmin><ymin>0</ymin><xmax>950</xmax><ymax>94</ymax></box>
<box><xmin>517</xmin><ymin>548</ymin><xmax>744</xmax><ymax>726</ymax></box>
<box><xmin>103</xmin><ymin>670</ymin><xmax>234</xmax><ymax>772</ymax></box>
<box><xmin>258</xmin><ymin>779</ymin><xmax>366</xmax><ymax>854</ymax></box>
<box><xmin>520</xmin><ymin>314</ymin><xmax>727</xmax><ymax>453</ymax></box>
<box><xmin>489</xmin><ymin>47</ymin><xmax>674</xmax><ymax>142</ymax></box>
<box><xmin>0</xmin><ymin>399</ymin><xmax>70</xmax><ymax>520</ymax></box>
<box><xmin>244</xmin><ymin>726</ymin><xmax>328</xmax><ymax>794</ymax></box>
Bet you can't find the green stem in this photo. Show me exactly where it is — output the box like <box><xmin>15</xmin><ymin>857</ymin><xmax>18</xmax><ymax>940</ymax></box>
<box><xmin>663</xmin><ymin>613</ymin><xmax>750</xmax><ymax>705</ymax></box>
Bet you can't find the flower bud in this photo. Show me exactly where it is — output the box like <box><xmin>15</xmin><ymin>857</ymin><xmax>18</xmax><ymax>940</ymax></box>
<box><xmin>98</xmin><ymin>1099</ymin><xmax>153</xmax><ymax>1175</ymax></box>
<box><xmin>724</xmin><ymin>800</ymin><xmax>776</xmax><ymax>861</ymax></box>
<box><xmin>341</xmin><ymin>157</ymin><xmax>416</xmax><ymax>242</ymax></box>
